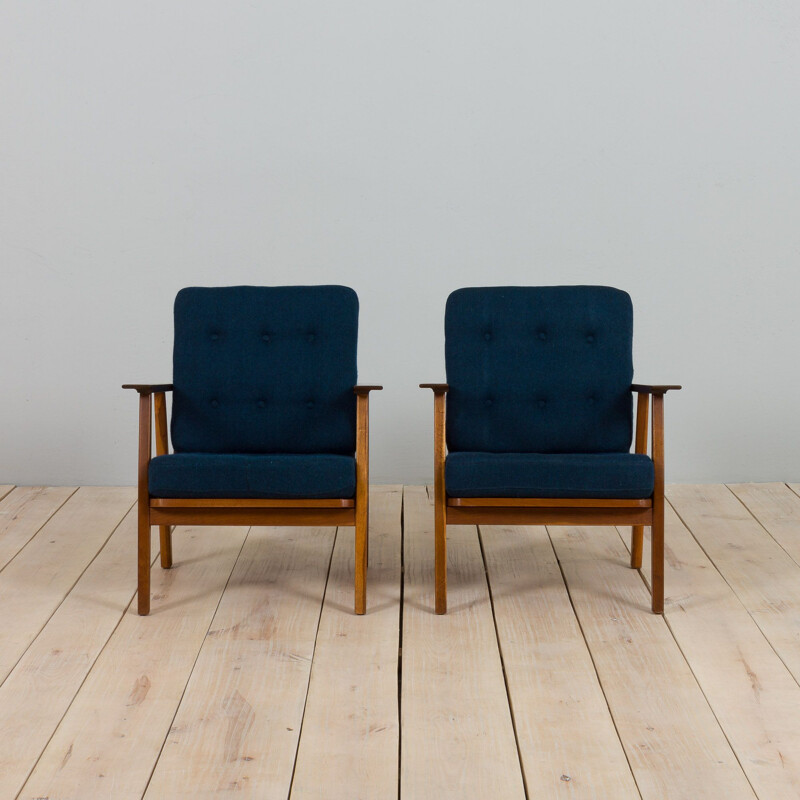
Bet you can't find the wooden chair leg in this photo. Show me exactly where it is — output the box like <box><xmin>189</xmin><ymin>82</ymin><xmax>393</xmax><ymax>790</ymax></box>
<box><xmin>630</xmin><ymin>525</ymin><xmax>644</xmax><ymax>569</ymax></box>
<box><xmin>651</xmin><ymin>392</ymin><xmax>665</xmax><ymax>614</ymax></box>
<box><xmin>434</xmin><ymin>511</ymin><xmax>447</xmax><ymax>615</ymax></box>
<box><xmin>651</xmin><ymin>510</ymin><xmax>664</xmax><ymax>614</ymax></box>
<box><xmin>355</xmin><ymin>509</ymin><xmax>367</xmax><ymax>615</ymax></box>
<box><xmin>138</xmin><ymin>512</ymin><xmax>151</xmax><ymax>616</ymax></box>
<box><xmin>159</xmin><ymin>525</ymin><xmax>173</xmax><ymax>568</ymax></box>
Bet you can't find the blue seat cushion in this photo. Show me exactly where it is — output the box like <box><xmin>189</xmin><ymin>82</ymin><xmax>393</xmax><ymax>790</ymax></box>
<box><xmin>149</xmin><ymin>454</ymin><xmax>356</xmax><ymax>499</ymax></box>
<box><xmin>445</xmin><ymin>286</ymin><xmax>634</xmax><ymax>453</ymax></box>
<box><xmin>445</xmin><ymin>452</ymin><xmax>654</xmax><ymax>499</ymax></box>
<box><xmin>171</xmin><ymin>286</ymin><xmax>358</xmax><ymax>455</ymax></box>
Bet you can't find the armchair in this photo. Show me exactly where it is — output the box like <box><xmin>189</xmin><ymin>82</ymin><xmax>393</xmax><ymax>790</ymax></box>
<box><xmin>422</xmin><ymin>286</ymin><xmax>680</xmax><ymax>614</ymax></box>
<box><xmin>125</xmin><ymin>285</ymin><xmax>381</xmax><ymax>615</ymax></box>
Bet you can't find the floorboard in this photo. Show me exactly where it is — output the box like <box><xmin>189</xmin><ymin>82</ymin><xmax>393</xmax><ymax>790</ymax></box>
<box><xmin>291</xmin><ymin>486</ymin><xmax>402</xmax><ymax>800</ymax></box>
<box><xmin>0</xmin><ymin>509</ymin><xmax>159</xmax><ymax>799</ymax></box>
<box><xmin>0</xmin><ymin>486</ymin><xmax>135</xmax><ymax>684</ymax></box>
<box><xmin>0</xmin><ymin>485</ymin><xmax>76</xmax><ymax>571</ymax></box>
<box><xmin>19</xmin><ymin>524</ymin><xmax>248</xmax><ymax>800</ymax></box>
<box><xmin>548</xmin><ymin>524</ymin><xmax>756</xmax><ymax>800</ymax></box>
<box><xmin>668</xmin><ymin>484</ymin><xmax>800</xmax><ymax>684</ymax></box>
<box><xmin>400</xmin><ymin>486</ymin><xmax>525</xmax><ymax>800</ymax></box>
<box><xmin>619</xmin><ymin>503</ymin><xmax>800</xmax><ymax>799</ymax></box>
<box><xmin>1</xmin><ymin>484</ymin><xmax>798</xmax><ymax>799</ymax></box>
<box><xmin>729</xmin><ymin>482</ymin><xmax>800</xmax><ymax>567</ymax></box>
<box><xmin>481</xmin><ymin>523</ymin><xmax>640</xmax><ymax>799</ymax></box>
<box><xmin>144</xmin><ymin>524</ymin><xmax>336</xmax><ymax>799</ymax></box>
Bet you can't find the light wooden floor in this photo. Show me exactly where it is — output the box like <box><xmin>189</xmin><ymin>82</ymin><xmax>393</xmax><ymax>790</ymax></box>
<box><xmin>2</xmin><ymin>483</ymin><xmax>800</xmax><ymax>799</ymax></box>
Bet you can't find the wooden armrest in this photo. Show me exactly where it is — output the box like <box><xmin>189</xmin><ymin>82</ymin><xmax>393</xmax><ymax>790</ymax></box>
<box><xmin>631</xmin><ymin>384</ymin><xmax>681</xmax><ymax>395</ymax></box>
<box><xmin>420</xmin><ymin>383</ymin><xmax>449</xmax><ymax>393</ymax></box>
<box><xmin>123</xmin><ymin>384</ymin><xmax>174</xmax><ymax>395</ymax></box>
<box><xmin>353</xmin><ymin>385</ymin><xmax>383</xmax><ymax>395</ymax></box>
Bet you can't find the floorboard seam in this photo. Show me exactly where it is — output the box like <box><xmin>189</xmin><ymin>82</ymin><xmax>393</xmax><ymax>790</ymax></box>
<box><xmin>726</xmin><ymin>483</ymin><xmax>800</xmax><ymax>569</ymax></box>
<box><xmin>659</xmin><ymin>604</ymin><xmax>760</xmax><ymax>799</ymax></box>
<box><xmin>397</xmin><ymin>489</ymin><xmax>405</xmax><ymax>800</ymax></box>
<box><xmin>667</xmin><ymin>496</ymin><xmax>800</xmax><ymax>691</ymax></box>
<box><xmin>476</xmin><ymin>524</ymin><xmax>530</xmax><ymax>800</ymax></box>
<box><xmin>0</xmin><ymin>486</ymin><xmax>79</xmax><ymax>575</ymax></box>
<box><xmin>546</xmin><ymin>526</ymin><xmax>645</xmax><ymax>800</ymax></box>
<box><xmin>13</xmin><ymin>516</ymin><xmax>160</xmax><ymax>800</ymax></box>
<box><xmin>139</xmin><ymin>525</ymin><xmax>252</xmax><ymax>799</ymax></box>
<box><xmin>286</xmin><ymin>523</ymin><xmax>339</xmax><ymax>800</ymax></box>
<box><xmin>0</xmin><ymin>495</ymin><xmax>135</xmax><ymax>691</ymax></box>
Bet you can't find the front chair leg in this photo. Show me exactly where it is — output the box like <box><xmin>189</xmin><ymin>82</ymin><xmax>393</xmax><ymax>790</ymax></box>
<box><xmin>434</xmin><ymin>512</ymin><xmax>447</xmax><ymax>615</ymax></box>
<box><xmin>159</xmin><ymin>525</ymin><xmax>173</xmax><ymax>568</ymax></box>
<box><xmin>138</xmin><ymin>514</ymin><xmax>151</xmax><ymax>616</ymax></box>
<box><xmin>651</xmin><ymin>509</ymin><xmax>664</xmax><ymax>614</ymax></box>
<box><xmin>630</xmin><ymin>525</ymin><xmax>644</xmax><ymax>569</ymax></box>
<box><xmin>355</xmin><ymin>507</ymin><xmax>367</xmax><ymax>615</ymax></box>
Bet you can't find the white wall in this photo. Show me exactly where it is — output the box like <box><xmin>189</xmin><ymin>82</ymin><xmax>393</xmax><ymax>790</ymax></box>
<box><xmin>2</xmin><ymin>2</ymin><xmax>799</xmax><ymax>486</ymax></box>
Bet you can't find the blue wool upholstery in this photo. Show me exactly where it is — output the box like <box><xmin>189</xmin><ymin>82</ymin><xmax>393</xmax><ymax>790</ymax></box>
<box><xmin>171</xmin><ymin>286</ymin><xmax>358</xmax><ymax>455</ymax></box>
<box><xmin>446</xmin><ymin>452</ymin><xmax>654</xmax><ymax>499</ymax></box>
<box><xmin>149</xmin><ymin>453</ymin><xmax>356</xmax><ymax>499</ymax></box>
<box><xmin>445</xmin><ymin>286</ymin><xmax>634</xmax><ymax>454</ymax></box>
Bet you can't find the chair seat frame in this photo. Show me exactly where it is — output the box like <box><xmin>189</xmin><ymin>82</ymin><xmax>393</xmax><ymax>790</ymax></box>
<box><xmin>124</xmin><ymin>384</ymin><xmax>381</xmax><ymax>616</ymax></box>
<box><xmin>420</xmin><ymin>383</ymin><xmax>680</xmax><ymax>615</ymax></box>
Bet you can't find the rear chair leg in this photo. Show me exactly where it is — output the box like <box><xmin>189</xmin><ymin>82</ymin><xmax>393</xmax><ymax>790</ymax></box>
<box><xmin>159</xmin><ymin>525</ymin><xmax>173</xmax><ymax>568</ymax></box>
<box><xmin>630</xmin><ymin>525</ymin><xmax>644</xmax><ymax>569</ymax></box>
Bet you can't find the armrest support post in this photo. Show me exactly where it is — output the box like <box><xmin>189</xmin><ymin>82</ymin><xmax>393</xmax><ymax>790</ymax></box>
<box><xmin>353</xmin><ymin>385</ymin><xmax>381</xmax><ymax>614</ymax></box>
<box><xmin>634</xmin><ymin>392</ymin><xmax>649</xmax><ymax>456</ymax></box>
<box><xmin>421</xmin><ymin>383</ymin><xmax>448</xmax><ymax>613</ymax></box>
<box><xmin>651</xmin><ymin>392</ymin><xmax>666</xmax><ymax>613</ymax></box>
<box><xmin>137</xmin><ymin>392</ymin><xmax>152</xmax><ymax>614</ymax></box>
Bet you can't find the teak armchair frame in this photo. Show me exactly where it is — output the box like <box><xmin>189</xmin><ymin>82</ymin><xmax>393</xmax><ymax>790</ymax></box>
<box><xmin>124</xmin><ymin>383</ymin><xmax>382</xmax><ymax>617</ymax></box>
<box><xmin>421</xmin><ymin>383</ymin><xmax>680</xmax><ymax>615</ymax></box>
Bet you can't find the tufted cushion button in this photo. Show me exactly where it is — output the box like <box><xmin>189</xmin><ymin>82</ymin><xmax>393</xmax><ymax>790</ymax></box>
<box><xmin>484</xmin><ymin>398</ymin><xmax>493</xmax><ymax>407</ymax></box>
<box><xmin>586</xmin><ymin>333</ymin><xmax>595</xmax><ymax>343</ymax></box>
<box><xmin>587</xmin><ymin>396</ymin><xmax>595</xmax><ymax>405</ymax></box>
<box><xmin>306</xmin><ymin>400</ymin><xmax>314</xmax><ymax>409</ymax></box>
<box><xmin>210</xmin><ymin>333</ymin><xmax>220</xmax><ymax>341</ymax></box>
<box><xmin>538</xmin><ymin>331</ymin><xmax>547</xmax><ymax>341</ymax></box>
<box><xmin>537</xmin><ymin>399</ymin><xmax>546</xmax><ymax>408</ymax></box>
<box><xmin>262</xmin><ymin>334</ymin><xmax>270</xmax><ymax>343</ymax></box>
<box><xmin>210</xmin><ymin>399</ymin><xmax>219</xmax><ymax>408</ymax></box>
<box><xmin>307</xmin><ymin>333</ymin><xmax>316</xmax><ymax>343</ymax></box>
<box><xmin>483</xmin><ymin>331</ymin><xmax>492</xmax><ymax>341</ymax></box>
<box><xmin>257</xmin><ymin>400</ymin><xmax>266</xmax><ymax>409</ymax></box>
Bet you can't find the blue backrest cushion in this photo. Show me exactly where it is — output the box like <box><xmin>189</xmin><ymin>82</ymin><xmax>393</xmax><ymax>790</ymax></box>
<box><xmin>171</xmin><ymin>285</ymin><xmax>358</xmax><ymax>454</ymax></box>
<box><xmin>445</xmin><ymin>286</ymin><xmax>634</xmax><ymax>453</ymax></box>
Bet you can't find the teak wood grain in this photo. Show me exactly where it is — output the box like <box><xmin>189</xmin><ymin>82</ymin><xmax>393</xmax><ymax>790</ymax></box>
<box><xmin>630</xmin><ymin>390</ymin><xmax>650</xmax><ymax>569</ymax></box>
<box><xmin>129</xmin><ymin>383</ymin><xmax>379</xmax><ymax>616</ymax></box>
<box><xmin>423</xmin><ymin>383</ymin><xmax>676</xmax><ymax>615</ymax></box>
